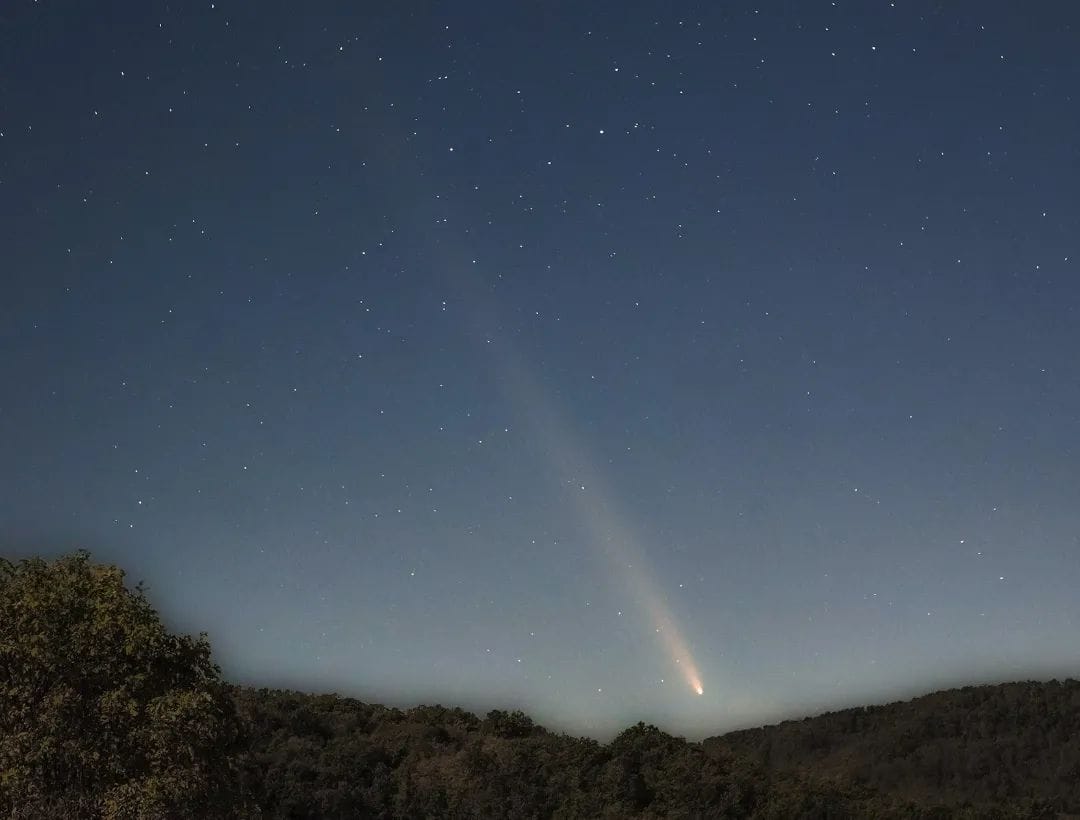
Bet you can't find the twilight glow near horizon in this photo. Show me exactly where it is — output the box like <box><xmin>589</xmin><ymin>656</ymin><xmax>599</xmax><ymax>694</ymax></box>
<box><xmin>2</xmin><ymin>2</ymin><xmax>1079</xmax><ymax>739</ymax></box>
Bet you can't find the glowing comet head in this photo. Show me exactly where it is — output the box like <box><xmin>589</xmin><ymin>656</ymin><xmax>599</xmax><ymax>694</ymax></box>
<box><xmin>686</xmin><ymin>668</ymin><xmax>705</xmax><ymax>696</ymax></box>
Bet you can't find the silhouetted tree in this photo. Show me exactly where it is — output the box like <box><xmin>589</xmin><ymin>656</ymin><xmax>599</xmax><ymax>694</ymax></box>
<box><xmin>0</xmin><ymin>551</ymin><xmax>251</xmax><ymax>818</ymax></box>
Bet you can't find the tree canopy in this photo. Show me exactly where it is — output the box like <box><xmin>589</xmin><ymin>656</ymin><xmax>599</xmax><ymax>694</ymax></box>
<box><xmin>0</xmin><ymin>551</ymin><xmax>249</xmax><ymax>818</ymax></box>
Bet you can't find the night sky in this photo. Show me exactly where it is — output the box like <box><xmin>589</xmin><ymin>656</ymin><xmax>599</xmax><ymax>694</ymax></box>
<box><xmin>2</xmin><ymin>1</ymin><xmax>1079</xmax><ymax>739</ymax></box>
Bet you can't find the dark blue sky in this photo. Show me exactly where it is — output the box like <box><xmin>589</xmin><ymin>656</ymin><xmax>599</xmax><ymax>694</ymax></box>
<box><xmin>2</xmin><ymin>1</ymin><xmax>1078</xmax><ymax>738</ymax></box>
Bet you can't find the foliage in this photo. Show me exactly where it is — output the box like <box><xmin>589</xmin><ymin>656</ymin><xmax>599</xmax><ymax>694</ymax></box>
<box><xmin>233</xmin><ymin>680</ymin><xmax>1080</xmax><ymax>817</ymax></box>
<box><xmin>3</xmin><ymin>551</ymin><xmax>1078</xmax><ymax>818</ymax></box>
<box><xmin>234</xmin><ymin>687</ymin><xmax>967</xmax><ymax>819</ymax></box>
<box><xmin>704</xmin><ymin>679</ymin><xmax>1080</xmax><ymax>815</ymax></box>
<box><xmin>0</xmin><ymin>551</ymin><xmax>251</xmax><ymax>818</ymax></box>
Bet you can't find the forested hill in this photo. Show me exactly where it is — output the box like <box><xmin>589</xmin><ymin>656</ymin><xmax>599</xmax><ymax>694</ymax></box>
<box><xmin>231</xmin><ymin>681</ymin><xmax>1079</xmax><ymax>818</ymax></box>
<box><xmin>703</xmin><ymin>679</ymin><xmax>1080</xmax><ymax>814</ymax></box>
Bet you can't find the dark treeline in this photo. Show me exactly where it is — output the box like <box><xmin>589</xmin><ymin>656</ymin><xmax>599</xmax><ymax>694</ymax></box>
<box><xmin>2</xmin><ymin>551</ymin><xmax>1076</xmax><ymax>818</ymax></box>
<box><xmin>230</xmin><ymin>684</ymin><xmax>1073</xmax><ymax>819</ymax></box>
<box><xmin>703</xmin><ymin>679</ymin><xmax>1080</xmax><ymax>812</ymax></box>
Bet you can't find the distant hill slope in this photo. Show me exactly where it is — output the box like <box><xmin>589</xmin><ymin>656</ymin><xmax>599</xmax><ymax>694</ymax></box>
<box><xmin>231</xmin><ymin>682</ymin><xmax>1074</xmax><ymax>819</ymax></box>
<box><xmin>703</xmin><ymin>679</ymin><xmax>1080</xmax><ymax>814</ymax></box>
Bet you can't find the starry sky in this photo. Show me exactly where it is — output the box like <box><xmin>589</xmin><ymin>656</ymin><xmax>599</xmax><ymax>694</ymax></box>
<box><xmin>2</xmin><ymin>1</ymin><xmax>1079</xmax><ymax>739</ymax></box>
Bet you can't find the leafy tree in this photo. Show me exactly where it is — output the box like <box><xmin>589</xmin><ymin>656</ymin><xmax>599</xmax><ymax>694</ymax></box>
<box><xmin>481</xmin><ymin>709</ymin><xmax>541</xmax><ymax>739</ymax></box>
<box><xmin>0</xmin><ymin>550</ymin><xmax>251</xmax><ymax>819</ymax></box>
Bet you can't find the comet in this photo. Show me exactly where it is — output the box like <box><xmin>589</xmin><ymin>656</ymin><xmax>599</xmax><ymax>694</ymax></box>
<box><xmin>486</xmin><ymin>343</ymin><xmax>708</xmax><ymax>698</ymax></box>
<box><xmin>373</xmin><ymin>98</ymin><xmax>710</xmax><ymax>699</ymax></box>
<box><xmin>436</xmin><ymin>243</ymin><xmax>708</xmax><ymax>698</ymax></box>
